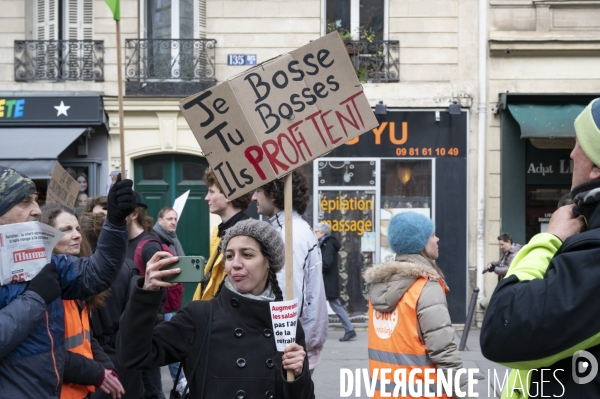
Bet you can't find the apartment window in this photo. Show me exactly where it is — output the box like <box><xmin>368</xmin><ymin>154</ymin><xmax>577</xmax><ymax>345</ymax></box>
<box><xmin>326</xmin><ymin>0</ymin><xmax>384</xmax><ymax>40</ymax></box>
<box><xmin>147</xmin><ymin>0</ymin><xmax>194</xmax><ymax>40</ymax></box>
<box><xmin>35</xmin><ymin>0</ymin><xmax>93</xmax><ymax>41</ymax></box>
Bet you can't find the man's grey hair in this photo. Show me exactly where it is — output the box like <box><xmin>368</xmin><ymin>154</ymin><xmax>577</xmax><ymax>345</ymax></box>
<box><xmin>314</xmin><ymin>222</ymin><xmax>331</xmax><ymax>235</ymax></box>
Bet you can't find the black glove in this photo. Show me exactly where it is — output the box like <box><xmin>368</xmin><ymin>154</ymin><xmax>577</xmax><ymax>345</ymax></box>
<box><xmin>26</xmin><ymin>263</ymin><xmax>61</xmax><ymax>304</ymax></box>
<box><xmin>106</xmin><ymin>174</ymin><xmax>136</xmax><ymax>226</ymax></box>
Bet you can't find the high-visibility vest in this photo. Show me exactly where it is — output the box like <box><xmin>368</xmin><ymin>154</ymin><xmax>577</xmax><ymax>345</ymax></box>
<box><xmin>61</xmin><ymin>300</ymin><xmax>96</xmax><ymax>399</ymax></box>
<box><xmin>368</xmin><ymin>277</ymin><xmax>451</xmax><ymax>398</ymax></box>
<box><xmin>193</xmin><ymin>226</ymin><xmax>224</xmax><ymax>301</ymax></box>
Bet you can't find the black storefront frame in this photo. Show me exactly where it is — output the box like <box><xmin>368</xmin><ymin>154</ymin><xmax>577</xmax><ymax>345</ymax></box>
<box><xmin>316</xmin><ymin>108</ymin><xmax>469</xmax><ymax>323</ymax></box>
<box><xmin>0</xmin><ymin>92</ymin><xmax>109</xmax><ymax>201</ymax></box>
<box><xmin>498</xmin><ymin>93</ymin><xmax>599</xmax><ymax>244</ymax></box>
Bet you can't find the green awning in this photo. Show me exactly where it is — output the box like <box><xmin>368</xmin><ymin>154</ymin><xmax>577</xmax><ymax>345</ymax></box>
<box><xmin>507</xmin><ymin>104</ymin><xmax>585</xmax><ymax>139</ymax></box>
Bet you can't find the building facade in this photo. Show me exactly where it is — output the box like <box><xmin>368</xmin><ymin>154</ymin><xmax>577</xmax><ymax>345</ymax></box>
<box><xmin>483</xmin><ymin>0</ymin><xmax>600</xmax><ymax>313</ymax></box>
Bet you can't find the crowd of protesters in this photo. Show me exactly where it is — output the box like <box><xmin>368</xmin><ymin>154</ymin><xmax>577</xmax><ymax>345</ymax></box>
<box><xmin>2</xmin><ymin>97</ymin><xmax>599</xmax><ymax>398</ymax></box>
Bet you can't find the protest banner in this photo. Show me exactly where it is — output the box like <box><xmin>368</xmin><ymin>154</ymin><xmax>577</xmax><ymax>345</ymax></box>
<box><xmin>46</xmin><ymin>162</ymin><xmax>80</xmax><ymax>209</ymax></box>
<box><xmin>0</xmin><ymin>222</ymin><xmax>64</xmax><ymax>285</ymax></box>
<box><xmin>172</xmin><ymin>190</ymin><xmax>190</xmax><ymax>222</ymax></box>
<box><xmin>179</xmin><ymin>31</ymin><xmax>378</xmax><ymax>201</ymax></box>
<box><xmin>270</xmin><ymin>298</ymin><xmax>299</xmax><ymax>352</ymax></box>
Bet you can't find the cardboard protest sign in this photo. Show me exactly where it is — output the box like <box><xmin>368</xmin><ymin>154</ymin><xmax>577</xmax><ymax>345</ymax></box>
<box><xmin>0</xmin><ymin>222</ymin><xmax>64</xmax><ymax>285</ymax></box>
<box><xmin>180</xmin><ymin>32</ymin><xmax>378</xmax><ymax>200</ymax></box>
<box><xmin>270</xmin><ymin>298</ymin><xmax>299</xmax><ymax>351</ymax></box>
<box><xmin>46</xmin><ymin>162</ymin><xmax>80</xmax><ymax>209</ymax></box>
<box><xmin>172</xmin><ymin>190</ymin><xmax>190</xmax><ymax>221</ymax></box>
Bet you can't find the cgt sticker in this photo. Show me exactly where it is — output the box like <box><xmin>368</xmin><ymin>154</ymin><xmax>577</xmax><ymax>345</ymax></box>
<box><xmin>373</xmin><ymin>308</ymin><xmax>398</xmax><ymax>339</ymax></box>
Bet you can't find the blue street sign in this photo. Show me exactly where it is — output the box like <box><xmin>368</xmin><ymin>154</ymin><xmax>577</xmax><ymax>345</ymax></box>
<box><xmin>227</xmin><ymin>54</ymin><xmax>257</xmax><ymax>66</ymax></box>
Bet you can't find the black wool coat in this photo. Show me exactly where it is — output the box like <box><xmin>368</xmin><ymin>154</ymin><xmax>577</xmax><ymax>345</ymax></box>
<box><xmin>117</xmin><ymin>278</ymin><xmax>315</xmax><ymax>399</ymax></box>
<box><xmin>320</xmin><ymin>235</ymin><xmax>341</xmax><ymax>299</ymax></box>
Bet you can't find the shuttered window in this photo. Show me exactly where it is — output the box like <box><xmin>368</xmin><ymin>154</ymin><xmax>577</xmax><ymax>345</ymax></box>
<box><xmin>34</xmin><ymin>0</ymin><xmax>93</xmax><ymax>41</ymax></box>
<box><xmin>195</xmin><ymin>0</ymin><xmax>206</xmax><ymax>39</ymax></box>
<box><xmin>35</xmin><ymin>0</ymin><xmax>58</xmax><ymax>40</ymax></box>
<box><xmin>65</xmin><ymin>0</ymin><xmax>94</xmax><ymax>40</ymax></box>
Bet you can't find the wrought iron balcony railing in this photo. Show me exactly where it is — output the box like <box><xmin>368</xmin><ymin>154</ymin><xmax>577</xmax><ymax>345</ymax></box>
<box><xmin>14</xmin><ymin>40</ymin><xmax>104</xmax><ymax>82</ymax></box>
<box><xmin>125</xmin><ymin>38</ymin><xmax>216</xmax><ymax>96</ymax></box>
<box><xmin>344</xmin><ymin>40</ymin><xmax>400</xmax><ymax>83</ymax></box>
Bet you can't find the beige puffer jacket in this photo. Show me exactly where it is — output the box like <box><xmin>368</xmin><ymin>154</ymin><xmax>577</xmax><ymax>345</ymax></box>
<box><xmin>364</xmin><ymin>254</ymin><xmax>469</xmax><ymax>396</ymax></box>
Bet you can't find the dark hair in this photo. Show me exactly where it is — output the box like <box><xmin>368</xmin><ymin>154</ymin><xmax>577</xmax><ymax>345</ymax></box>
<box><xmin>40</xmin><ymin>205</ymin><xmax>106</xmax><ymax>309</ymax></box>
<box><xmin>40</xmin><ymin>204</ymin><xmax>74</xmax><ymax>228</ymax></box>
<box><xmin>83</xmin><ymin>196</ymin><xmax>107</xmax><ymax>213</ymax></box>
<box><xmin>158</xmin><ymin>206</ymin><xmax>175</xmax><ymax>219</ymax></box>
<box><xmin>497</xmin><ymin>233</ymin><xmax>512</xmax><ymax>244</ymax></box>
<box><xmin>204</xmin><ymin>168</ymin><xmax>252</xmax><ymax>210</ymax></box>
<box><xmin>132</xmin><ymin>206</ymin><xmax>153</xmax><ymax>233</ymax></box>
<box><xmin>260</xmin><ymin>169</ymin><xmax>309</xmax><ymax>215</ymax></box>
<box><xmin>79</xmin><ymin>212</ymin><xmax>106</xmax><ymax>251</ymax></box>
<box><xmin>557</xmin><ymin>194</ymin><xmax>573</xmax><ymax>208</ymax></box>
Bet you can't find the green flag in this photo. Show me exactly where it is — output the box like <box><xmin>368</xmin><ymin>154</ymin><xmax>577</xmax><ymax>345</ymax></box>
<box><xmin>105</xmin><ymin>0</ymin><xmax>120</xmax><ymax>21</ymax></box>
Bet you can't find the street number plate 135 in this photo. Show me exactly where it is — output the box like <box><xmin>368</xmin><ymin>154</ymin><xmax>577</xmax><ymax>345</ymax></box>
<box><xmin>227</xmin><ymin>54</ymin><xmax>257</xmax><ymax>66</ymax></box>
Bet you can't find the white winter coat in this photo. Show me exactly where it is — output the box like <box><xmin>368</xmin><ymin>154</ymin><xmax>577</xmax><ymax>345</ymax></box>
<box><xmin>269</xmin><ymin>211</ymin><xmax>329</xmax><ymax>366</ymax></box>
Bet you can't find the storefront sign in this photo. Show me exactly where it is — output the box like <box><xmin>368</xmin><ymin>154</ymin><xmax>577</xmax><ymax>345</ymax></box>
<box><xmin>0</xmin><ymin>96</ymin><xmax>104</xmax><ymax>126</ymax></box>
<box><xmin>328</xmin><ymin>110</ymin><xmax>467</xmax><ymax>158</ymax></box>
<box><xmin>0</xmin><ymin>99</ymin><xmax>26</xmax><ymax>119</ymax></box>
<box><xmin>525</xmin><ymin>143</ymin><xmax>572</xmax><ymax>185</ymax></box>
<box><xmin>180</xmin><ymin>32</ymin><xmax>378</xmax><ymax>200</ymax></box>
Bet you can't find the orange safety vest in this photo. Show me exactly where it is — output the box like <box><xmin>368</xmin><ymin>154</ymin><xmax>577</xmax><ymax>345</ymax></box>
<box><xmin>368</xmin><ymin>277</ymin><xmax>451</xmax><ymax>398</ymax></box>
<box><xmin>61</xmin><ymin>300</ymin><xmax>96</xmax><ymax>399</ymax></box>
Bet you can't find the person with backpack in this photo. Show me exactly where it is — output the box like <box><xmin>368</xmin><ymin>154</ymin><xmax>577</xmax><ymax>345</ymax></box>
<box><xmin>151</xmin><ymin>206</ymin><xmax>186</xmax><ymax>388</ymax></box>
<box><xmin>124</xmin><ymin>192</ymin><xmax>171</xmax><ymax>399</ymax></box>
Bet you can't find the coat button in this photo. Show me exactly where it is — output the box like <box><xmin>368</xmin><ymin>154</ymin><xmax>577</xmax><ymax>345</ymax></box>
<box><xmin>265</xmin><ymin>358</ymin><xmax>274</xmax><ymax>368</ymax></box>
<box><xmin>236</xmin><ymin>358</ymin><xmax>246</xmax><ymax>368</ymax></box>
<box><xmin>234</xmin><ymin>328</ymin><xmax>244</xmax><ymax>338</ymax></box>
<box><xmin>231</xmin><ymin>298</ymin><xmax>239</xmax><ymax>307</ymax></box>
<box><xmin>236</xmin><ymin>390</ymin><xmax>245</xmax><ymax>399</ymax></box>
<box><xmin>265</xmin><ymin>390</ymin><xmax>274</xmax><ymax>399</ymax></box>
<box><xmin>263</xmin><ymin>328</ymin><xmax>272</xmax><ymax>338</ymax></box>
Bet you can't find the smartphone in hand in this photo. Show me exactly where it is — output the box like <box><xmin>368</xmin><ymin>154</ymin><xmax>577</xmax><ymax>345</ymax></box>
<box><xmin>161</xmin><ymin>256</ymin><xmax>207</xmax><ymax>283</ymax></box>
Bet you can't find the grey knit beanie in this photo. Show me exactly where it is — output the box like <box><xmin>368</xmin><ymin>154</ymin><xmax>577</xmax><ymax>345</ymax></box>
<box><xmin>220</xmin><ymin>219</ymin><xmax>285</xmax><ymax>273</ymax></box>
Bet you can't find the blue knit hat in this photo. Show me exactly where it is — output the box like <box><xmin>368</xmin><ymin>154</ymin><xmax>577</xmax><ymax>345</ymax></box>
<box><xmin>0</xmin><ymin>166</ymin><xmax>36</xmax><ymax>217</ymax></box>
<box><xmin>574</xmin><ymin>98</ymin><xmax>600</xmax><ymax>167</ymax></box>
<box><xmin>387</xmin><ymin>212</ymin><xmax>434</xmax><ymax>255</ymax></box>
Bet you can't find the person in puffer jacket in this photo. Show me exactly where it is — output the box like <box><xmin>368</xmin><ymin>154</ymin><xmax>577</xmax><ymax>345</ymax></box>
<box><xmin>0</xmin><ymin>166</ymin><xmax>135</xmax><ymax>398</ymax></box>
<box><xmin>364</xmin><ymin>212</ymin><xmax>469</xmax><ymax>398</ymax></box>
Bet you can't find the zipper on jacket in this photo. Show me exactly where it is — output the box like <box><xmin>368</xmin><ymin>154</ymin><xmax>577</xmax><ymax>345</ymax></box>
<box><xmin>45</xmin><ymin>311</ymin><xmax>60</xmax><ymax>394</ymax></box>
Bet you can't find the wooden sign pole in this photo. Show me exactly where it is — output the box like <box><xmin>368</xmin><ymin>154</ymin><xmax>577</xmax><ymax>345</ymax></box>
<box><xmin>116</xmin><ymin>19</ymin><xmax>126</xmax><ymax>178</ymax></box>
<box><xmin>284</xmin><ymin>173</ymin><xmax>294</xmax><ymax>381</ymax></box>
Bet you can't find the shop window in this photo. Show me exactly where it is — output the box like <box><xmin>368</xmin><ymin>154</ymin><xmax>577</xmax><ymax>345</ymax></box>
<box><xmin>380</xmin><ymin>160</ymin><xmax>432</xmax><ymax>263</ymax></box>
<box><xmin>182</xmin><ymin>162</ymin><xmax>205</xmax><ymax>181</ymax></box>
<box><xmin>326</xmin><ymin>0</ymin><xmax>384</xmax><ymax>41</ymax></box>
<box><xmin>142</xmin><ymin>163</ymin><xmax>164</xmax><ymax>180</ymax></box>
<box><xmin>317</xmin><ymin>189</ymin><xmax>375</xmax><ymax>314</ymax></box>
<box><xmin>317</xmin><ymin>160</ymin><xmax>376</xmax><ymax>187</ymax></box>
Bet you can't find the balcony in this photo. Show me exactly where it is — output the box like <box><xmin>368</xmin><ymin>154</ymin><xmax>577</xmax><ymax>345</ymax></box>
<box><xmin>125</xmin><ymin>38</ymin><xmax>217</xmax><ymax>96</ymax></box>
<box><xmin>14</xmin><ymin>40</ymin><xmax>104</xmax><ymax>82</ymax></box>
<box><xmin>344</xmin><ymin>40</ymin><xmax>400</xmax><ymax>83</ymax></box>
